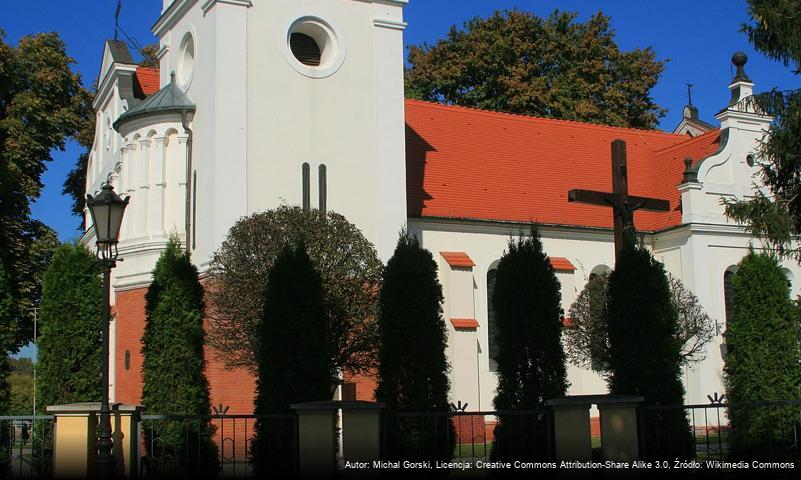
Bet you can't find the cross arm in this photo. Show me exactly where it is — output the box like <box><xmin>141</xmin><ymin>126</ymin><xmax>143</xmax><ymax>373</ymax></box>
<box><xmin>568</xmin><ymin>189</ymin><xmax>670</xmax><ymax>212</ymax></box>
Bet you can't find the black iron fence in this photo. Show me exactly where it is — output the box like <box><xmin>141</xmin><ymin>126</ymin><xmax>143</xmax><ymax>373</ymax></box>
<box><xmin>639</xmin><ymin>400</ymin><xmax>801</xmax><ymax>462</ymax></box>
<box><xmin>381</xmin><ymin>410</ymin><xmax>553</xmax><ymax>467</ymax></box>
<box><xmin>0</xmin><ymin>416</ymin><xmax>55</xmax><ymax>480</ymax></box>
<box><xmin>139</xmin><ymin>413</ymin><xmax>297</xmax><ymax>479</ymax></box>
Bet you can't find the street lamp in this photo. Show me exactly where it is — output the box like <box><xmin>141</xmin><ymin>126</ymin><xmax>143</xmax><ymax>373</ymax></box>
<box><xmin>86</xmin><ymin>183</ymin><xmax>129</xmax><ymax>477</ymax></box>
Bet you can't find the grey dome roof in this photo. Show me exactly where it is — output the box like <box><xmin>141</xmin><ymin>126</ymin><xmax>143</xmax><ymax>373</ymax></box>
<box><xmin>113</xmin><ymin>73</ymin><xmax>195</xmax><ymax>131</ymax></box>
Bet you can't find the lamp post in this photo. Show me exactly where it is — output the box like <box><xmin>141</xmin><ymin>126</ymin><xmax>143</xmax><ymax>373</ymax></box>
<box><xmin>86</xmin><ymin>183</ymin><xmax>129</xmax><ymax>478</ymax></box>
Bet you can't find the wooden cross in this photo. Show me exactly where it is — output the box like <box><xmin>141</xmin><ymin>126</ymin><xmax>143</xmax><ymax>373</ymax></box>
<box><xmin>568</xmin><ymin>139</ymin><xmax>670</xmax><ymax>260</ymax></box>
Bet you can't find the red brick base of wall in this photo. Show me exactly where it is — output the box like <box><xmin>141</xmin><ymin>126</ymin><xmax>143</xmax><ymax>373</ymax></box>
<box><xmin>114</xmin><ymin>286</ymin><xmax>256</xmax><ymax>414</ymax></box>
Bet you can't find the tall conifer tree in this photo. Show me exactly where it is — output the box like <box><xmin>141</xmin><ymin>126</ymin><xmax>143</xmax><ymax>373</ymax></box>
<box><xmin>37</xmin><ymin>243</ymin><xmax>101</xmax><ymax>407</ymax></box>
<box><xmin>376</xmin><ymin>233</ymin><xmax>453</xmax><ymax>462</ymax></box>
<box><xmin>141</xmin><ymin>239</ymin><xmax>216</xmax><ymax>476</ymax></box>
<box><xmin>606</xmin><ymin>244</ymin><xmax>691</xmax><ymax>458</ymax></box>
<box><xmin>725</xmin><ymin>251</ymin><xmax>801</xmax><ymax>460</ymax></box>
<box><xmin>490</xmin><ymin>228</ymin><xmax>566</xmax><ymax>461</ymax></box>
<box><xmin>253</xmin><ymin>242</ymin><xmax>332</xmax><ymax>475</ymax></box>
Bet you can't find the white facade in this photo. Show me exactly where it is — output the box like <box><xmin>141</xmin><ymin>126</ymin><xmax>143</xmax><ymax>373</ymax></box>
<box><xmin>86</xmin><ymin>0</ymin><xmax>797</xmax><ymax>411</ymax></box>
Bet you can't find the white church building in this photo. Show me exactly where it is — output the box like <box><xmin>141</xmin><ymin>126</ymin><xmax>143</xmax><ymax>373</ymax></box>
<box><xmin>83</xmin><ymin>0</ymin><xmax>797</xmax><ymax>418</ymax></box>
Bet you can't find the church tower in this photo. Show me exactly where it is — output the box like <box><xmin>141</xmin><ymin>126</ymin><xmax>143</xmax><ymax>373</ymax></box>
<box><xmin>152</xmin><ymin>0</ymin><xmax>409</xmax><ymax>265</ymax></box>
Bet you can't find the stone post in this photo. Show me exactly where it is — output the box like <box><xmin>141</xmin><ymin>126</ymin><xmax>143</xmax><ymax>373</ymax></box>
<box><xmin>545</xmin><ymin>397</ymin><xmax>592</xmax><ymax>461</ymax></box>
<box><xmin>340</xmin><ymin>401</ymin><xmax>385</xmax><ymax>463</ymax></box>
<box><xmin>47</xmin><ymin>402</ymin><xmax>142</xmax><ymax>479</ymax></box>
<box><xmin>597</xmin><ymin>395</ymin><xmax>643</xmax><ymax>462</ymax></box>
<box><xmin>291</xmin><ymin>401</ymin><xmax>338</xmax><ymax>477</ymax></box>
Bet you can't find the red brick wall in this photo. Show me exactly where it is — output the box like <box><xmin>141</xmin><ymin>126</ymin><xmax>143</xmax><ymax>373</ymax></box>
<box><xmin>113</xmin><ymin>286</ymin><xmax>256</xmax><ymax>414</ymax></box>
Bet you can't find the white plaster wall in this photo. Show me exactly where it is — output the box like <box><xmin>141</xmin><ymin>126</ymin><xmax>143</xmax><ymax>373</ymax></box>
<box><xmin>410</xmin><ymin>220</ymin><xmax>615</xmax><ymax>411</ymax></box>
<box><xmin>245</xmin><ymin>0</ymin><xmax>408</xmax><ymax>262</ymax></box>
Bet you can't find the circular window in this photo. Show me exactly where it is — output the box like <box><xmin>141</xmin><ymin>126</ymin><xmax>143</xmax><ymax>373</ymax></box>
<box><xmin>177</xmin><ymin>33</ymin><xmax>195</xmax><ymax>87</ymax></box>
<box><xmin>283</xmin><ymin>17</ymin><xmax>346</xmax><ymax>78</ymax></box>
<box><xmin>290</xmin><ymin>33</ymin><xmax>321</xmax><ymax>66</ymax></box>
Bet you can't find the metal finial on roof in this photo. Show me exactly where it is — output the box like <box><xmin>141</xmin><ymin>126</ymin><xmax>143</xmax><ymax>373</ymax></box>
<box><xmin>686</xmin><ymin>82</ymin><xmax>693</xmax><ymax>106</ymax></box>
<box><xmin>731</xmin><ymin>51</ymin><xmax>751</xmax><ymax>82</ymax></box>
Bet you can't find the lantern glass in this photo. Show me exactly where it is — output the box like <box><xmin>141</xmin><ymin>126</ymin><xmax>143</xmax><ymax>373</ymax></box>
<box><xmin>87</xmin><ymin>184</ymin><xmax>128</xmax><ymax>255</ymax></box>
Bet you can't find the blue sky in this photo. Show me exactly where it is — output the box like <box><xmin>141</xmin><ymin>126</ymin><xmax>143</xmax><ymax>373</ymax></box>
<box><xmin>5</xmin><ymin>0</ymin><xmax>801</xmax><ymax>360</ymax></box>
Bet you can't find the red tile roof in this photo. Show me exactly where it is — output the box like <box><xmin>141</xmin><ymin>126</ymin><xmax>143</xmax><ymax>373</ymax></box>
<box><xmin>451</xmin><ymin>318</ymin><xmax>479</xmax><ymax>329</ymax></box>
<box><xmin>550</xmin><ymin>257</ymin><xmax>576</xmax><ymax>272</ymax></box>
<box><xmin>133</xmin><ymin>67</ymin><xmax>160</xmax><ymax>99</ymax></box>
<box><xmin>440</xmin><ymin>251</ymin><xmax>476</xmax><ymax>268</ymax></box>
<box><xmin>405</xmin><ymin>99</ymin><xmax>721</xmax><ymax>232</ymax></box>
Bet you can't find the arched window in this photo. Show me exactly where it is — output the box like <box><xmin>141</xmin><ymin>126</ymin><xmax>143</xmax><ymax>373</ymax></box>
<box><xmin>302</xmin><ymin>163</ymin><xmax>310</xmax><ymax>211</ymax></box>
<box><xmin>487</xmin><ymin>268</ymin><xmax>499</xmax><ymax>372</ymax></box>
<box><xmin>723</xmin><ymin>268</ymin><xmax>736</xmax><ymax>329</ymax></box>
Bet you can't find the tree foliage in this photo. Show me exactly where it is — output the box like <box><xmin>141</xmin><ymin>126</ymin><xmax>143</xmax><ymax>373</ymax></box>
<box><xmin>9</xmin><ymin>358</ymin><xmax>33</xmax><ymax>415</ymax></box>
<box><xmin>0</xmin><ymin>262</ymin><xmax>13</xmax><ymax>415</ymax></box>
<box><xmin>253</xmin><ymin>242</ymin><xmax>331</xmax><ymax>475</ymax></box>
<box><xmin>376</xmin><ymin>232</ymin><xmax>453</xmax><ymax>462</ymax></box>
<box><xmin>207</xmin><ymin>206</ymin><xmax>382</xmax><ymax>377</ymax></box>
<box><xmin>490</xmin><ymin>228</ymin><xmax>566</xmax><ymax>461</ymax></box>
<box><xmin>405</xmin><ymin>9</ymin><xmax>666</xmax><ymax>129</ymax></box>
<box><xmin>141</xmin><ymin>238</ymin><xmax>216</xmax><ymax>476</ymax></box>
<box><xmin>0</xmin><ymin>30</ymin><xmax>89</xmax><ymax>349</ymax></box>
<box><xmin>606</xmin><ymin>245</ymin><xmax>691</xmax><ymax>458</ymax></box>
<box><xmin>565</xmin><ymin>272</ymin><xmax>716</xmax><ymax>371</ymax></box>
<box><xmin>36</xmin><ymin>243</ymin><xmax>102</xmax><ymax>408</ymax></box>
<box><xmin>725</xmin><ymin>251</ymin><xmax>801</xmax><ymax>460</ymax></box>
<box><xmin>723</xmin><ymin>0</ymin><xmax>801</xmax><ymax>260</ymax></box>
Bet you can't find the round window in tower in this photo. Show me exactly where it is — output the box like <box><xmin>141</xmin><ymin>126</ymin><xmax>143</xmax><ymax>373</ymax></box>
<box><xmin>177</xmin><ymin>32</ymin><xmax>195</xmax><ymax>88</ymax></box>
<box><xmin>290</xmin><ymin>33</ymin><xmax>321</xmax><ymax>66</ymax></box>
<box><xmin>284</xmin><ymin>17</ymin><xmax>346</xmax><ymax>78</ymax></box>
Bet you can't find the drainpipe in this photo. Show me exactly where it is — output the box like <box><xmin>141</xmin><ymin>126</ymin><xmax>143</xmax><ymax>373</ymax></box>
<box><xmin>181</xmin><ymin>109</ymin><xmax>194</xmax><ymax>253</ymax></box>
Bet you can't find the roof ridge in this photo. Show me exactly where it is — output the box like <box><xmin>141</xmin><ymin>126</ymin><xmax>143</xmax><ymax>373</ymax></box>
<box><xmin>653</xmin><ymin>128</ymin><xmax>721</xmax><ymax>155</ymax></box>
<box><xmin>404</xmin><ymin>98</ymin><xmax>689</xmax><ymax>140</ymax></box>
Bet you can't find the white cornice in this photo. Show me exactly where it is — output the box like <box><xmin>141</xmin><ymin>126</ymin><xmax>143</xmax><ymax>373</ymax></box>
<box><xmin>93</xmin><ymin>65</ymin><xmax>137</xmax><ymax>110</ymax></box>
<box><xmin>374</xmin><ymin>18</ymin><xmax>407</xmax><ymax>30</ymax></box>
<box><xmin>153</xmin><ymin>0</ymin><xmax>198</xmax><ymax>37</ymax></box>
<box><xmin>352</xmin><ymin>0</ymin><xmax>409</xmax><ymax>6</ymax></box>
<box><xmin>201</xmin><ymin>0</ymin><xmax>252</xmax><ymax>14</ymax></box>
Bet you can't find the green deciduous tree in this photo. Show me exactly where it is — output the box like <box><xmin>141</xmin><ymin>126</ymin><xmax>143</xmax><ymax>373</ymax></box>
<box><xmin>253</xmin><ymin>242</ymin><xmax>332</xmax><ymax>475</ymax></box>
<box><xmin>36</xmin><ymin>243</ymin><xmax>102</xmax><ymax>408</ymax></box>
<box><xmin>8</xmin><ymin>358</ymin><xmax>34</xmax><ymax>415</ymax></box>
<box><xmin>0</xmin><ymin>30</ymin><xmax>89</xmax><ymax>348</ymax></box>
<box><xmin>376</xmin><ymin>232</ymin><xmax>453</xmax><ymax>462</ymax></box>
<box><xmin>725</xmin><ymin>251</ymin><xmax>801</xmax><ymax>460</ymax></box>
<box><xmin>565</xmin><ymin>273</ymin><xmax>716</xmax><ymax>372</ymax></box>
<box><xmin>606</xmin><ymin>245</ymin><xmax>691</xmax><ymax>459</ymax></box>
<box><xmin>405</xmin><ymin>9</ymin><xmax>666</xmax><ymax>129</ymax></box>
<box><xmin>490</xmin><ymin>228</ymin><xmax>566</xmax><ymax>461</ymax></box>
<box><xmin>723</xmin><ymin>0</ymin><xmax>801</xmax><ymax>260</ymax></box>
<box><xmin>0</xmin><ymin>263</ymin><xmax>13</xmax><ymax>415</ymax></box>
<box><xmin>142</xmin><ymin>238</ymin><xmax>216</xmax><ymax>476</ymax></box>
<box><xmin>207</xmin><ymin>206</ymin><xmax>382</xmax><ymax>380</ymax></box>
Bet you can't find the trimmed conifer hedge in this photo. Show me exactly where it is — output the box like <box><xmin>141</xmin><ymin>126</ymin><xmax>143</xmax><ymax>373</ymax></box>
<box><xmin>141</xmin><ymin>239</ymin><xmax>217</xmax><ymax>476</ymax></box>
<box><xmin>606</xmin><ymin>244</ymin><xmax>691</xmax><ymax>458</ymax></box>
<box><xmin>376</xmin><ymin>233</ymin><xmax>454</xmax><ymax>462</ymax></box>
<box><xmin>726</xmin><ymin>251</ymin><xmax>801</xmax><ymax>460</ymax></box>
<box><xmin>253</xmin><ymin>242</ymin><xmax>332</xmax><ymax>475</ymax></box>
<box><xmin>37</xmin><ymin>243</ymin><xmax>102</xmax><ymax>408</ymax></box>
<box><xmin>490</xmin><ymin>228</ymin><xmax>566</xmax><ymax>461</ymax></box>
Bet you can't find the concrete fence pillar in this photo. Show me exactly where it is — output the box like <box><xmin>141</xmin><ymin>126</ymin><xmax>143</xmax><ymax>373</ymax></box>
<box><xmin>545</xmin><ymin>398</ymin><xmax>592</xmax><ymax>461</ymax></box>
<box><xmin>545</xmin><ymin>394</ymin><xmax>644</xmax><ymax>463</ymax></box>
<box><xmin>47</xmin><ymin>402</ymin><xmax>141</xmax><ymax>479</ymax></box>
<box><xmin>291</xmin><ymin>400</ymin><xmax>386</xmax><ymax>476</ymax></box>
<box><xmin>597</xmin><ymin>396</ymin><xmax>643</xmax><ymax>462</ymax></box>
